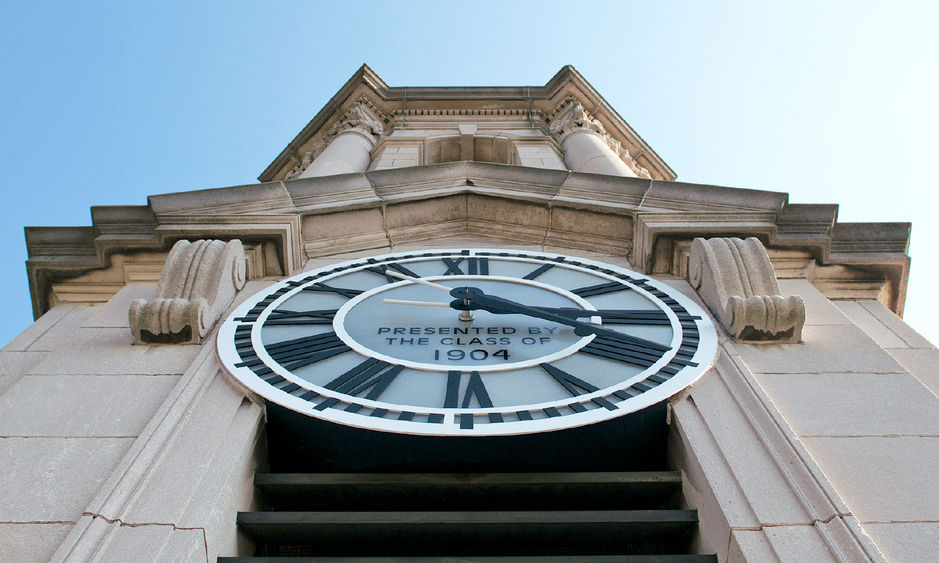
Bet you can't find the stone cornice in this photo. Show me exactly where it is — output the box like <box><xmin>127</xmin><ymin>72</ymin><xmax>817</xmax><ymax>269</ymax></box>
<box><xmin>25</xmin><ymin>162</ymin><xmax>910</xmax><ymax>320</ymax></box>
<box><xmin>258</xmin><ymin>65</ymin><xmax>676</xmax><ymax>183</ymax></box>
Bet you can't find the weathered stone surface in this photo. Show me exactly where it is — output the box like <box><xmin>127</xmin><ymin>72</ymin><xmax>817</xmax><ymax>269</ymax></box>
<box><xmin>0</xmin><ymin>349</ymin><xmax>48</xmax><ymax>396</ymax></box>
<box><xmin>83</xmin><ymin>283</ymin><xmax>156</xmax><ymax>328</ymax></box>
<box><xmin>736</xmin><ymin>324</ymin><xmax>907</xmax><ymax>374</ymax></box>
<box><xmin>863</xmin><ymin>522</ymin><xmax>939</xmax><ymax>563</ymax></box>
<box><xmin>777</xmin><ymin>279</ymin><xmax>851</xmax><ymax>326</ymax></box>
<box><xmin>555</xmin><ymin>169</ymin><xmax>649</xmax><ymax>210</ymax></box>
<box><xmin>676</xmin><ymin>371</ymin><xmax>815</xmax><ymax>525</ymax></box>
<box><xmin>887</xmin><ymin>347</ymin><xmax>939</xmax><ymax>395</ymax></box>
<box><xmin>836</xmin><ymin>300</ymin><xmax>910</xmax><ymax>349</ymax></box>
<box><xmin>0</xmin><ymin>374</ymin><xmax>179</xmax><ymax>437</ymax></box>
<box><xmin>57</xmin><ymin>341</ymin><xmax>264</xmax><ymax>561</ymax></box>
<box><xmin>642</xmin><ymin>179</ymin><xmax>787</xmax><ymax>213</ymax></box>
<box><xmin>385</xmin><ymin>196</ymin><xmax>468</xmax><ymax>243</ymax></box>
<box><xmin>301</xmin><ymin>207</ymin><xmax>388</xmax><ymax>255</ymax></box>
<box><xmin>690</xmin><ymin>237</ymin><xmax>805</xmax><ymax>342</ymax></box>
<box><xmin>129</xmin><ymin>239</ymin><xmax>246</xmax><ymax>344</ymax></box>
<box><xmin>5</xmin><ymin>304</ymin><xmax>93</xmax><ymax>352</ymax></box>
<box><xmin>728</xmin><ymin>528</ymin><xmax>778</xmax><ymax>563</ymax></box>
<box><xmin>0</xmin><ymin>437</ymin><xmax>133</xmax><ymax>521</ymax></box>
<box><xmin>148</xmin><ymin>181</ymin><xmax>295</xmax><ymax>217</ymax></box>
<box><xmin>120</xmin><ymin>375</ymin><xmax>257</xmax><ymax>525</ymax></box>
<box><xmin>859</xmin><ymin>300</ymin><xmax>933</xmax><ymax>348</ymax></box>
<box><xmin>730</xmin><ymin>525</ymin><xmax>842</xmax><ymax>563</ymax></box>
<box><xmin>371</xmin><ymin>143</ymin><xmax>422</xmax><ymax>170</ymax></box>
<box><xmin>92</xmin><ymin>522</ymin><xmax>206</xmax><ymax>563</ymax></box>
<box><xmin>514</xmin><ymin>142</ymin><xmax>565</xmax><ymax>170</ymax></box>
<box><xmin>28</xmin><ymin>328</ymin><xmax>200</xmax><ymax>375</ymax></box>
<box><xmin>467</xmin><ymin>194</ymin><xmax>549</xmax><ymax>229</ymax></box>
<box><xmin>756</xmin><ymin>372</ymin><xmax>939</xmax><ymax>436</ymax></box>
<box><xmin>0</xmin><ymin>523</ymin><xmax>73</xmax><ymax>563</ymax></box>
<box><xmin>802</xmin><ymin>436</ymin><xmax>939</xmax><ymax>522</ymax></box>
<box><xmin>284</xmin><ymin>171</ymin><xmax>378</xmax><ymax>212</ymax></box>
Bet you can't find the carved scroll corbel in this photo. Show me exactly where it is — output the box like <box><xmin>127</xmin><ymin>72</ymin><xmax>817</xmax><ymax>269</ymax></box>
<box><xmin>689</xmin><ymin>237</ymin><xmax>805</xmax><ymax>343</ymax></box>
<box><xmin>129</xmin><ymin>239</ymin><xmax>246</xmax><ymax>344</ymax></box>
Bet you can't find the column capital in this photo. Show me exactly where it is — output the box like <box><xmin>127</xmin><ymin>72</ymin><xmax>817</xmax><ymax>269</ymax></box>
<box><xmin>548</xmin><ymin>98</ymin><xmax>651</xmax><ymax>178</ymax></box>
<box><xmin>548</xmin><ymin>97</ymin><xmax>606</xmax><ymax>143</ymax></box>
<box><xmin>326</xmin><ymin>99</ymin><xmax>385</xmax><ymax>143</ymax></box>
<box><xmin>286</xmin><ymin>99</ymin><xmax>385</xmax><ymax>180</ymax></box>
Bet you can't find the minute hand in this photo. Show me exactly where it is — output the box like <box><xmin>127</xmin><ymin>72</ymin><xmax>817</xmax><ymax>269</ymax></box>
<box><xmin>449</xmin><ymin>287</ymin><xmax>669</xmax><ymax>353</ymax></box>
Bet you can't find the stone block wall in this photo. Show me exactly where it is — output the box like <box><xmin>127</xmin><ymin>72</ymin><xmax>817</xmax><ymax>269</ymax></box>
<box><xmin>1</xmin><ymin>241</ymin><xmax>935</xmax><ymax>561</ymax></box>
<box><xmin>672</xmin><ymin>277</ymin><xmax>938</xmax><ymax>562</ymax></box>
<box><xmin>0</xmin><ymin>284</ymin><xmax>199</xmax><ymax>561</ymax></box>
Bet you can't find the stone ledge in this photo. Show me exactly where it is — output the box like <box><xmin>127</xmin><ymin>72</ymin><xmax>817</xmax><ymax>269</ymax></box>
<box><xmin>25</xmin><ymin>164</ymin><xmax>912</xmax><ymax>321</ymax></box>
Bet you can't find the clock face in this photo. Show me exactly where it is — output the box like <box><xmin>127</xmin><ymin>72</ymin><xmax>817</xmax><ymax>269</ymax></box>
<box><xmin>217</xmin><ymin>249</ymin><xmax>717</xmax><ymax>436</ymax></box>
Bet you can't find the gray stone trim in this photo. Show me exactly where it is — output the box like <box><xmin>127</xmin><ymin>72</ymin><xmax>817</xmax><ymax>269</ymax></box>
<box><xmin>25</xmin><ymin>162</ymin><xmax>911</xmax><ymax>320</ymax></box>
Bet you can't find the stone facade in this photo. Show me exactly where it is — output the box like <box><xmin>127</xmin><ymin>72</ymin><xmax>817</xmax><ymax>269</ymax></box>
<box><xmin>2</xmin><ymin>66</ymin><xmax>935</xmax><ymax>562</ymax></box>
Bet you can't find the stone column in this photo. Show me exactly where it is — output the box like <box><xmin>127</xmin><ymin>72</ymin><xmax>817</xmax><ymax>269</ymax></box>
<box><xmin>298</xmin><ymin>102</ymin><xmax>384</xmax><ymax>179</ymax></box>
<box><xmin>549</xmin><ymin>99</ymin><xmax>649</xmax><ymax>178</ymax></box>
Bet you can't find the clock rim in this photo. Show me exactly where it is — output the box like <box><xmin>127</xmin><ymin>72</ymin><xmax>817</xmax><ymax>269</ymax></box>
<box><xmin>216</xmin><ymin>247</ymin><xmax>717</xmax><ymax>437</ymax></box>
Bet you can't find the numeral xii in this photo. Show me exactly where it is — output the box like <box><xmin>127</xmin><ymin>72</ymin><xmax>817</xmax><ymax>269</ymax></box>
<box><xmin>443</xmin><ymin>257</ymin><xmax>489</xmax><ymax>275</ymax></box>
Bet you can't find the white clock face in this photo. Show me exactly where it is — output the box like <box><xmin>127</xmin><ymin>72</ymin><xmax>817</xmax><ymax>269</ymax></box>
<box><xmin>217</xmin><ymin>249</ymin><xmax>717</xmax><ymax>436</ymax></box>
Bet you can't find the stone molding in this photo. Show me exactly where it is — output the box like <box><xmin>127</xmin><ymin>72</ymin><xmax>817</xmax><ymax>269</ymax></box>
<box><xmin>689</xmin><ymin>237</ymin><xmax>805</xmax><ymax>343</ymax></box>
<box><xmin>129</xmin><ymin>239</ymin><xmax>246</xmax><ymax>344</ymax></box>
<box><xmin>548</xmin><ymin>98</ymin><xmax>651</xmax><ymax>178</ymax></box>
<box><xmin>671</xmin><ymin>344</ymin><xmax>887</xmax><ymax>561</ymax></box>
<box><xmin>392</xmin><ymin>108</ymin><xmax>536</xmax><ymax>117</ymax></box>
<box><xmin>285</xmin><ymin>100</ymin><xmax>385</xmax><ymax>180</ymax></box>
<box><xmin>51</xmin><ymin>335</ymin><xmax>264</xmax><ymax>561</ymax></box>
<box><xmin>25</xmin><ymin>162</ymin><xmax>911</xmax><ymax>320</ymax></box>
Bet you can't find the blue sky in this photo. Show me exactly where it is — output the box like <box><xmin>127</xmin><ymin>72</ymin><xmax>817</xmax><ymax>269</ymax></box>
<box><xmin>1</xmin><ymin>1</ymin><xmax>937</xmax><ymax>346</ymax></box>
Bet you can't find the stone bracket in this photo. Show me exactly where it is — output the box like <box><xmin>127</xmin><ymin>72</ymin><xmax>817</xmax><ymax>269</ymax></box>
<box><xmin>129</xmin><ymin>239</ymin><xmax>246</xmax><ymax>344</ymax></box>
<box><xmin>689</xmin><ymin>236</ymin><xmax>805</xmax><ymax>343</ymax></box>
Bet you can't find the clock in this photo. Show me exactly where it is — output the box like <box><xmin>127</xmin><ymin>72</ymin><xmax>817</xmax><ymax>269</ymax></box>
<box><xmin>217</xmin><ymin>248</ymin><xmax>717</xmax><ymax>438</ymax></box>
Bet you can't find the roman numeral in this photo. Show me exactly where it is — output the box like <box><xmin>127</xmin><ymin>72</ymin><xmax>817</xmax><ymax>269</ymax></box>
<box><xmin>540</xmin><ymin>363</ymin><xmax>617</xmax><ymax>411</ymax></box>
<box><xmin>302</xmin><ymin>282</ymin><xmax>363</xmax><ymax>299</ymax></box>
<box><xmin>321</xmin><ymin>358</ymin><xmax>404</xmax><ymax>404</ymax></box>
<box><xmin>581</xmin><ymin>333</ymin><xmax>668</xmax><ymax>368</ymax></box>
<box><xmin>245</xmin><ymin>331</ymin><xmax>350</xmax><ymax>371</ymax></box>
<box><xmin>364</xmin><ymin>261</ymin><xmax>421</xmax><ymax>283</ymax></box>
<box><xmin>442</xmin><ymin>257</ymin><xmax>489</xmax><ymax>275</ymax></box>
<box><xmin>571</xmin><ymin>282</ymin><xmax>629</xmax><ymax>297</ymax></box>
<box><xmin>523</xmin><ymin>262</ymin><xmax>556</xmax><ymax>280</ymax></box>
<box><xmin>445</xmin><ymin>370</ymin><xmax>493</xmax><ymax>408</ymax></box>
<box><xmin>594</xmin><ymin>309</ymin><xmax>672</xmax><ymax>325</ymax></box>
<box><xmin>264</xmin><ymin>308</ymin><xmax>338</xmax><ymax>325</ymax></box>
<box><xmin>445</xmin><ymin>370</ymin><xmax>502</xmax><ymax>427</ymax></box>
